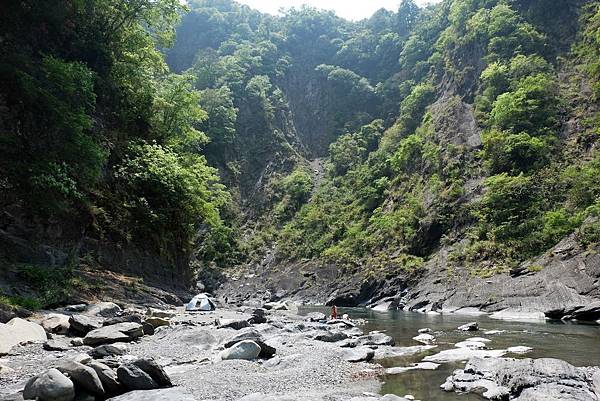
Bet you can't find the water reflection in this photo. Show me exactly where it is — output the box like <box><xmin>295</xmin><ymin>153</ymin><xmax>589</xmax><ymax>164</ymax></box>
<box><xmin>300</xmin><ymin>306</ymin><xmax>600</xmax><ymax>401</ymax></box>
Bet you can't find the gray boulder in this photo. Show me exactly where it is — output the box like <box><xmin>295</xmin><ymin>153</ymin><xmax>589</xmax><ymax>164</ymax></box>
<box><xmin>55</xmin><ymin>360</ymin><xmax>105</xmax><ymax>396</ymax></box>
<box><xmin>89</xmin><ymin>343</ymin><xmax>129</xmax><ymax>358</ymax></box>
<box><xmin>83</xmin><ymin>322</ymin><xmax>143</xmax><ymax>346</ymax></box>
<box><xmin>23</xmin><ymin>368</ymin><xmax>75</xmax><ymax>401</ymax></box>
<box><xmin>41</xmin><ymin>314</ymin><xmax>71</xmax><ymax>335</ymax></box>
<box><xmin>131</xmin><ymin>359</ymin><xmax>172</xmax><ymax>387</ymax></box>
<box><xmin>103</xmin><ymin>315</ymin><xmax>143</xmax><ymax>326</ymax></box>
<box><xmin>314</xmin><ymin>331</ymin><xmax>349</xmax><ymax>342</ymax></box>
<box><xmin>458</xmin><ymin>322</ymin><xmax>479</xmax><ymax>331</ymax></box>
<box><xmin>216</xmin><ymin>318</ymin><xmax>251</xmax><ymax>330</ymax></box>
<box><xmin>89</xmin><ymin>361</ymin><xmax>124</xmax><ymax>396</ymax></box>
<box><xmin>0</xmin><ymin>318</ymin><xmax>47</xmax><ymax>355</ymax></box>
<box><xmin>69</xmin><ymin>315</ymin><xmax>101</xmax><ymax>336</ymax></box>
<box><xmin>116</xmin><ymin>364</ymin><xmax>158</xmax><ymax>391</ymax></box>
<box><xmin>442</xmin><ymin>356</ymin><xmax>599</xmax><ymax>400</ymax></box>
<box><xmin>43</xmin><ymin>339</ymin><xmax>71</xmax><ymax>351</ymax></box>
<box><xmin>85</xmin><ymin>302</ymin><xmax>122</xmax><ymax>318</ymax></box>
<box><xmin>357</xmin><ymin>333</ymin><xmax>395</xmax><ymax>346</ymax></box>
<box><xmin>341</xmin><ymin>347</ymin><xmax>375</xmax><ymax>362</ymax></box>
<box><xmin>220</xmin><ymin>340</ymin><xmax>261</xmax><ymax>360</ymax></box>
<box><xmin>144</xmin><ymin>317</ymin><xmax>169</xmax><ymax>329</ymax></box>
<box><xmin>223</xmin><ymin>329</ymin><xmax>275</xmax><ymax>358</ymax></box>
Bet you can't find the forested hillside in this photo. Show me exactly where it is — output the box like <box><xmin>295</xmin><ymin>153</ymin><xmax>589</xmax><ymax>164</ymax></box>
<box><xmin>1</xmin><ymin>0</ymin><xmax>600</xmax><ymax>311</ymax></box>
<box><xmin>167</xmin><ymin>0</ymin><xmax>600</xmax><ymax>284</ymax></box>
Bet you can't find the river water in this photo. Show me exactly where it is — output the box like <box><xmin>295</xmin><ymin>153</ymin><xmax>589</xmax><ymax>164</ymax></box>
<box><xmin>300</xmin><ymin>307</ymin><xmax>600</xmax><ymax>401</ymax></box>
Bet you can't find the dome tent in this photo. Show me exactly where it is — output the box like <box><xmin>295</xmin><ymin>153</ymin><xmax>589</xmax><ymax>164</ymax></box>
<box><xmin>186</xmin><ymin>293</ymin><xmax>216</xmax><ymax>311</ymax></box>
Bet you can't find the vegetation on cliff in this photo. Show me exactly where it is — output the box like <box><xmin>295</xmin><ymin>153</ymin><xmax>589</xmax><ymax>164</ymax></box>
<box><xmin>1</xmin><ymin>0</ymin><xmax>600</xmax><ymax>304</ymax></box>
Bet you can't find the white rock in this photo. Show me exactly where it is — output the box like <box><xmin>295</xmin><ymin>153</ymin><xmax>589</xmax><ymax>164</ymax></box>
<box><xmin>220</xmin><ymin>340</ymin><xmax>261</xmax><ymax>361</ymax></box>
<box><xmin>466</xmin><ymin>337</ymin><xmax>491</xmax><ymax>343</ymax></box>
<box><xmin>455</xmin><ymin>340</ymin><xmax>487</xmax><ymax>350</ymax></box>
<box><xmin>483</xmin><ymin>330</ymin><xmax>506</xmax><ymax>335</ymax></box>
<box><xmin>0</xmin><ymin>318</ymin><xmax>47</xmax><ymax>355</ymax></box>
<box><xmin>423</xmin><ymin>348</ymin><xmax>507</xmax><ymax>363</ymax></box>
<box><xmin>413</xmin><ymin>333</ymin><xmax>436</xmax><ymax>345</ymax></box>
<box><xmin>386</xmin><ymin>362</ymin><xmax>440</xmax><ymax>374</ymax></box>
<box><xmin>507</xmin><ymin>346</ymin><xmax>533</xmax><ymax>354</ymax></box>
<box><xmin>489</xmin><ymin>309</ymin><xmax>545</xmax><ymax>321</ymax></box>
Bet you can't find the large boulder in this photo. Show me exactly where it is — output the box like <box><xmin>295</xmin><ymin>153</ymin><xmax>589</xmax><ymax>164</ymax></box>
<box><xmin>116</xmin><ymin>364</ymin><xmax>158</xmax><ymax>391</ymax></box>
<box><xmin>85</xmin><ymin>302</ymin><xmax>122</xmax><ymax>318</ymax></box>
<box><xmin>222</xmin><ymin>329</ymin><xmax>275</xmax><ymax>358</ymax></box>
<box><xmin>89</xmin><ymin>361</ymin><xmax>124</xmax><ymax>396</ymax></box>
<box><xmin>458</xmin><ymin>322</ymin><xmax>479</xmax><ymax>331</ymax></box>
<box><xmin>0</xmin><ymin>318</ymin><xmax>47</xmax><ymax>355</ymax></box>
<box><xmin>145</xmin><ymin>308</ymin><xmax>176</xmax><ymax>319</ymax></box>
<box><xmin>357</xmin><ymin>332</ymin><xmax>395</xmax><ymax>346</ymax></box>
<box><xmin>41</xmin><ymin>314</ymin><xmax>71</xmax><ymax>335</ymax></box>
<box><xmin>89</xmin><ymin>343</ymin><xmax>128</xmax><ymax>359</ymax></box>
<box><xmin>314</xmin><ymin>331</ymin><xmax>349</xmax><ymax>343</ymax></box>
<box><xmin>442</xmin><ymin>357</ymin><xmax>599</xmax><ymax>401</ymax></box>
<box><xmin>131</xmin><ymin>359</ymin><xmax>171</xmax><ymax>387</ymax></box>
<box><xmin>23</xmin><ymin>368</ymin><xmax>75</xmax><ymax>401</ymax></box>
<box><xmin>83</xmin><ymin>322</ymin><xmax>143</xmax><ymax>346</ymax></box>
<box><xmin>220</xmin><ymin>340</ymin><xmax>261</xmax><ymax>361</ymax></box>
<box><xmin>341</xmin><ymin>347</ymin><xmax>375</xmax><ymax>362</ymax></box>
<box><xmin>424</xmin><ymin>348</ymin><xmax>506</xmax><ymax>363</ymax></box>
<box><xmin>55</xmin><ymin>360</ymin><xmax>105</xmax><ymax>396</ymax></box>
<box><xmin>69</xmin><ymin>315</ymin><xmax>102</xmax><ymax>336</ymax></box>
<box><xmin>144</xmin><ymin>317</ymin><xmax>170</xmax><ymax>329</ymax></box>
<box><xmin>43</xmin><ymin>339</ymin><xmax>71</xmax><ymax>351</ymax></box>
<box><xmin>216</xmin><ymin>318</ymin><xmax>251</xmax><ymax>330</ymax></box>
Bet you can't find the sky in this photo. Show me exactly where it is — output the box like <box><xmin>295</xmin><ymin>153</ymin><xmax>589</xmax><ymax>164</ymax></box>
<box><xmin>236</xmin><ymin>0</ymin><xmax>441</xmax><ymax>21</ymax></box>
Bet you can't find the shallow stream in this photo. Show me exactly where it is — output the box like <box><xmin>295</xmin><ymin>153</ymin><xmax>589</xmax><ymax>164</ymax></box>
<box><xmin>301</xmin><ymin>307</ymin><xmax>600</xmax><ymax>400</ymax></box>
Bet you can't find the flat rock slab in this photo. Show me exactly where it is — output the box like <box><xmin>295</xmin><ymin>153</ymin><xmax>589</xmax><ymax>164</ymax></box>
<box><xmin>424</xmin><ymin>348</ymin><xmax>507</xmax><ymax>363</ymax></box>
<box><xmin>442</xmin><ymin>356</ymin><xmax>600</xmax><ymax>401</ymax></box>
<box><xmin>341</xmin><ymin>347</ymin><xmax>375</xmax><ymax>363</ymax></box>
<box><xmin>386</xmin><ymin>362</ymin><xmax>440</xmax><ymax>374</ymax></box>
<box><xmin>83</xmin><ymin>322</ymin><xmax>143</xmax><ymax>346</ymax></box>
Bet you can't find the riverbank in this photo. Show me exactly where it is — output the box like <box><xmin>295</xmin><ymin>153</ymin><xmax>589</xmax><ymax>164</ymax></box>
<box><xmin>0</xmin><ymin>299</ymin><xmax>430</xmax><ymax>401</ymax></box>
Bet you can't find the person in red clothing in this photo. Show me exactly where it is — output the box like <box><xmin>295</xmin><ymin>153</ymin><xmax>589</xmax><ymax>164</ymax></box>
<box><xmin>331</xmin><ymin>305</ymin><xmax>338</xmax><ymax>320</ymax></box>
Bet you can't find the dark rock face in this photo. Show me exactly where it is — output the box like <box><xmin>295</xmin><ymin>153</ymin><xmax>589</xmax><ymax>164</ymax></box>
<box><xmin>402</xmin><ymin>237</ymin><xmax>600</xmax><ymax>316</ymax></box>
<box><xmin>442</xmin><ymin>357</ymin><xmax>600</xmax><ymax>400</ymax></box>
<box><xmin>116</xmin><ymin>364</ymin><xmax>158</xmax><ymax>391</ymax></box>
<box><xmin>131</xmin><ymin>359</ymin><xmax>172</xmax><ymax>387</ymax></box>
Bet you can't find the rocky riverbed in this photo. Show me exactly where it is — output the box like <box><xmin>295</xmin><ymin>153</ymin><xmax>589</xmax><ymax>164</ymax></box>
<box><xmin>2</xmin><ymin>296</ymin><xmax>600</xmax><ymax>401</ymax></box>
<box><xmin>0</xmin><ymin>299</ymin><xmax>428</xmax><ymax>401</ymax></box>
